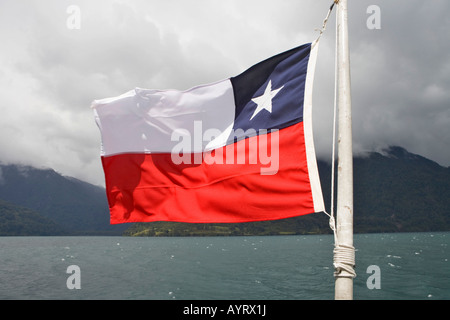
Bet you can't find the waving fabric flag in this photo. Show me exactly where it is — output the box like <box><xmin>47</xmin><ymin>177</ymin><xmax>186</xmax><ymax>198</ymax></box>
<box><xmin>92</xmin><ymin>42</ymin><xmax>324</xmax><ymax>224</ymax></box>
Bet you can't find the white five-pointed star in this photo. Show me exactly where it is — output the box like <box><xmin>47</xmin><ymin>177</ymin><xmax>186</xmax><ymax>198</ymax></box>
<box><xmin>250</xmin><ymin>80</ymin><xmax>284</xmax><ymax>120</ymax></box>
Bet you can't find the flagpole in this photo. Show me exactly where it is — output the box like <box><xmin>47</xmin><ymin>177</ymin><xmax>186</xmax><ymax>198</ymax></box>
<box><xmin>334</xmin><ymin>0</ymin><xmax>356</xmax><ymax>300</ymax></box>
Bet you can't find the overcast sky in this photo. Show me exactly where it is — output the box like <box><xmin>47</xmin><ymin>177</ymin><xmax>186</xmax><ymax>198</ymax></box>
<box><xmin>1</xmin><ymin>0</ymin><xmax>449</xmax><ymax>186</ymax></box>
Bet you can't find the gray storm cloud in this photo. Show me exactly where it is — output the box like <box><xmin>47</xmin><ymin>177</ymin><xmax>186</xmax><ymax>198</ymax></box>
<box><xmin>0</xmin><ymin>0</ymin><xmax>449</xmax><ymax>186</ymax></box>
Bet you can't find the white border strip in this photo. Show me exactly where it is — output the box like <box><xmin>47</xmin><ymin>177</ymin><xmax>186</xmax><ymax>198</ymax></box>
<box><xmin>303</xmin><ymin>41</ymin><xmax>325</xmax><ymax>212</ymax></box>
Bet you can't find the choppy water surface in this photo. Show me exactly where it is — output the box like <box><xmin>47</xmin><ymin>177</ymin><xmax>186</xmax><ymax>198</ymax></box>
<box><xmin>0</xmin><ymin>232</ymin><xmax>448</xmax><ymax>300</ymax></box>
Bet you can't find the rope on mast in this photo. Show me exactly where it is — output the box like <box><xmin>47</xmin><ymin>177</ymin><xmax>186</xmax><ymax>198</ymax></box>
<box><xmin>316</xmin><ymin>1</ymin><xmax>356</xmax><ymax>281</ymax></box>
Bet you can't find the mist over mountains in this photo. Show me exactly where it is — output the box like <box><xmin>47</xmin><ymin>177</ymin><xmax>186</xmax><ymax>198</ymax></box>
<box><xmin>0</xmin><ymin>146</ymin><xmax>449</xmax><ymax>236</ymax></box>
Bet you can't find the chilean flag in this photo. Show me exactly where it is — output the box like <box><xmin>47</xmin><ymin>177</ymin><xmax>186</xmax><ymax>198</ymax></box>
<box><xmin>92</xmin><ymin>42</ymin><xmax>324</xmax><ymax>224</ymax></box>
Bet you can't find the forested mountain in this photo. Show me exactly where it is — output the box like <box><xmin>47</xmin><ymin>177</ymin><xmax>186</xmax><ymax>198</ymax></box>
<box><xmin>0</xmin><ymin>146</ymin><xmax>449</xmax><ymax>236</ymax></box>
<box><xmin>352</xmin><ymin>146</ymin><xmax>450</xmax><ymax>233</ymax></box>
<box><xmin>0</xmin><ymin>199</ymin><xmax>65</xmax><ymax>236</ymax></box>
<box><xmin>124</xmin><ymin>146</ymin><xmax>450</xmax><ymax>236</ymax></box>
<box><xmin>0</xmin><ymin>164</ymin><xmax>127</xmax><ymax>235</ymax></box>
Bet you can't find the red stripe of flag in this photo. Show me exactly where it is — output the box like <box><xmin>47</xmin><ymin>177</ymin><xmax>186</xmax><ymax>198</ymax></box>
<box><xmin>102</xmin><ymin>122</ymin><xmax>314</xmax><ymax>224</ymax></box>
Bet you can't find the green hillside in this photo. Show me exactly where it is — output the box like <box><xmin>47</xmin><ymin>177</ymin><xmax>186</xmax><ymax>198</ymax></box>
<box><xmin>0</xmin><ymin>146</ymin><xmax>448</xmax><ymax>236</ymax></box>
<box><xmin>124</xmin><ymin>146</ymin><xmax>450</xmax><ymax>236</ymax></box>
<box><xmin>0</xmin><ymin>200</ymin><xmax>65</xmax><ymax>236</ymax></box>
<box><xmin>0</xmin><ymin>164</ymin><xmax>127</xmax><ymax>235</ymax></box>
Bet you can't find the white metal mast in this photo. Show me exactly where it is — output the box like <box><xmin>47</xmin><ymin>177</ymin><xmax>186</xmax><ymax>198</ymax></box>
<box><xmin>334</xmin><ymin>0</ymin><xmax>356</xmax><ymax>300</ymax></box>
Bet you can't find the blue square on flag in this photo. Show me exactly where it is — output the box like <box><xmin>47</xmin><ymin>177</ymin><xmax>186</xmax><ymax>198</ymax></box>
<box><xmin>230</xmin><ymin>44</ymin><xmax>310</xmax><ymax>138</ymax></box>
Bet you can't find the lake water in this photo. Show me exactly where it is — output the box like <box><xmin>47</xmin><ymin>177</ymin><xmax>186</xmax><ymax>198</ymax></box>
<box><xmin>0</xmin><ymin>232</ymin><xmax>448</xmax><ymax>300</ymax></box>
